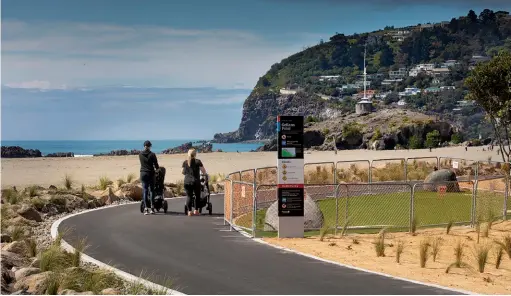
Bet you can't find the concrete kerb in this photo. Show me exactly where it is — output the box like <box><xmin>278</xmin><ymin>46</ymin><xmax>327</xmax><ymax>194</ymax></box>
<box><xmin>50</xmin><ymin>197</ymin><xmax>189</xmax><ymax>295</ymax></box>
<box><xmin>225</xmin><ymin>219</ymin><xmax>475</xmax><ymax>295</ymax></box>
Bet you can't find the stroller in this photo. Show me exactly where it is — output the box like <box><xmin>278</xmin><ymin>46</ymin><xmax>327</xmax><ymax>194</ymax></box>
<box><xmin>184</xmin><ymin>172</ymin><xmax>213</xmax><ymax>215</ymax></box>
<box><xmin>140</xmin><ymin>167</ymin><xmax>169</xmax><ymax>213</ymax></box>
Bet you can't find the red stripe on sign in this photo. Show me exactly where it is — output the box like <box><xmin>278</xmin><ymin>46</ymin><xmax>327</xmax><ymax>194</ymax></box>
<box><xmin>277</xmin><ymin>116</ymin><xmax>280</xmax><ymax>122</ymax></box>
<box><xmin>277</xmin><ymin>184</ymin><xmax>305</xmax><ymax>188</ymax></box>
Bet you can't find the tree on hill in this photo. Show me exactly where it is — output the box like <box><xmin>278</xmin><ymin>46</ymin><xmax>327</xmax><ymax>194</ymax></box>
<box><xmin>425</xmin><ymin>130</ymin><xmax>441</xmax><ymax>148</ymax></box>
<box><xmin>465</xmin><ymin>50</ymin><xmax>511</xmax><ymax>164</ymax></box>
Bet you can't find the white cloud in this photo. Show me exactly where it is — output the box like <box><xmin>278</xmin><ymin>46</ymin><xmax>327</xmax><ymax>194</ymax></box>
<box><xmin>2</xmin><ymin>20</ymin><xmax>316</xmax><ymax>89</ymax></box>
<box><xmin>4</xmin><ymin>80</ymin><xmax>67</xmax><ymax>90</ymax></box>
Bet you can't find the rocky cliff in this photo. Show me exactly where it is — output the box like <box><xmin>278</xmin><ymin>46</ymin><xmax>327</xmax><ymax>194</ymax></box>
<box><xmin>213</xmin><ymin>91</ymin><xmax>340</xmax><ymax>143</ymax></box>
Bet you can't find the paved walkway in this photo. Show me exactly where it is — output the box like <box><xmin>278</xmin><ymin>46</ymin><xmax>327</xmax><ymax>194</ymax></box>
<box><xmin>60</xmin><ymin>194</ymin><xmax>462</xmax><ymax>295</ymax></box>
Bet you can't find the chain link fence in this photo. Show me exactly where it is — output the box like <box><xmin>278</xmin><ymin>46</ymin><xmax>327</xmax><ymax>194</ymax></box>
<box><xmin>255</xmin><ymin>166</ymin><xmax>278</xmax><ymax>185</ymax></box>
<box><xmin>371</xmin><ymin>158</ymin><xmax>406</xmax><ymax>182</ymax></box>
<box><xmin>304</xmin><ymin>162</ymin><xmax>335</xmax><ymax>184</ymax></box>
<box><xmin>225</xmin><ymin>156</ymin><xmax>510</xmax><ymax>237</ymax></box>
<box><xmin>439</xmin><ymin>157</ymin><xmax>478</xmax><ymax>181</ymax></box>
<box><xmin>412</xmin><ymin>181</ymin><xmax>473</xmax><ymax>228</ymax></box>
<box><xmin>336</xmin><ymin>160</ymin><xmax>370</xmax><ymax>183</ymax></box>
<box><xmin>406</xmin><ymin>157</ymin><xmax>439</xmax><ymax>181</ymax></box>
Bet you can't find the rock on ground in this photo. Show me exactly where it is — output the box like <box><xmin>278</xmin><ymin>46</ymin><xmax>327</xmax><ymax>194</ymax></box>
<box><xmin>101</xmin><ymin>288</ymin><xmax>121</xmax><ymax>295</ymax></box>
<box><xmin>17</xmin><ymin>205</ymin><xmax>43</xmax><ymax>222</ymax></box>
<box><xmin>14</xmin><ymin>271</ymin><xmax>54</xmax><ymax>294</ymax></box>
<box><xmin>2</xmin><ymin>241</ymin><xmax>28</xmax><ymax>256</ymax></box>
<box><xmin>119</xmin><ymin>183</ymin><xmax>143</xmax><ymax>201</ymax></box>
<box><xmin>1</xmin><ymin>251</ymin><xmax>27</xmax><ymax>270</ymax></box>
<box><xmin>1</xmin><ymin>234</ymin><xmax>12</xmax><ymax>243</ymax></box>
<box><xmin>423</xmin><ymin>169</ymin><xmax>460</xmax><ymax>192</ymax></box>
<box><xmin>264</xmin><ymin>194</ymin><xmax>324</xmax><ymax>231</ymax></box>
<box><xmin>14</xmin><ymin>268</ymin><xmax>41</xmax><ymax>282</ymax></box>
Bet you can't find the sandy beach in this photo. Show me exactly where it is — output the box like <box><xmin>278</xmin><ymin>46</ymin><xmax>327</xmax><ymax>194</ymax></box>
<box><xmin>1</xmin><ymin>146</ymin><xmax>504</xmax><ymax>188</ymax></box>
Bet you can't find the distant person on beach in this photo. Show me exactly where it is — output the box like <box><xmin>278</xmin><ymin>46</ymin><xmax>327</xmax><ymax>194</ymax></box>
<box><xmin>139</xmin><ymin>140</ymin><xmax>159</xmax><ymax>215</ymax></box>
<box><xmin>182</xmin><ymin>148</ymin><xmax>208</xmax><ymax>216</ymax></box>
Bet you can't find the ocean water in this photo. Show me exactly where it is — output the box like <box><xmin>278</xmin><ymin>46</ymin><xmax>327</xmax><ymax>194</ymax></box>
<box><xmin>1</xmin><ymin>140</ymin><xmax>264</xmax><ymax>156</ymax></box>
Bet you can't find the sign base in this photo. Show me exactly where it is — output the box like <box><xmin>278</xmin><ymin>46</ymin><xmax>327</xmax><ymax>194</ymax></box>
<box><xmin>278</xmin><ymin>216</ymin><xmax>304</xmax><ymax>238</ymax></box>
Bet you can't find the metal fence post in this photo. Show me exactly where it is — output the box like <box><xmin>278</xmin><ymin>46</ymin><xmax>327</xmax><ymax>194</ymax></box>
<box><xmin>410</xmin><ymin>184</ymin><xmax>415</xmax><ymax>233</ymax></box>
<box><xmin>345</xmin><ymin>184</ymin><xmax>350</xmax><ymax>229</ymax></box>
<box><xmin>252</xmin><ymin>183</ymin><xmax>257</xmax><ymax>238</ymax></box>
<box><xmin>224</xmin><ymin>179</ymin><xmax>228</xmax><ymax>226</ymax></box>
<box><xmin>471</xmin><ymin>180</ymin><xmax>477</xmax><ymax>227</ymax></box>
<box><xmin>369</xmin><ymin>160</ymin><xmax>373</xmax><ymax>184</ymax></box>
<box><xmin>334</xmin><ymin>184</ymin><xmax>339</xmax><ymax>236</ymax></box>
<box><xmin>404</xmin><ymin>159</ymin><xmax>408</xmax><ymax>182</ymax></box>
<box><xmin>230</xmin><ymin>180</ymin><xmax>234</xmax><ymax>231</ymax></box>
<box><xmin>504</xmin><ymin>175</ymin><xmax>509</xmax><ymax>221</ymax></box>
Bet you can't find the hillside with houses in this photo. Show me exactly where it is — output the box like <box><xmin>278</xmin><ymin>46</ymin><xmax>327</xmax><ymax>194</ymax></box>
<box><xmin>213</xmin><ymin>9</ymin><xmax>511</xmax><ymax>146</ymax></box>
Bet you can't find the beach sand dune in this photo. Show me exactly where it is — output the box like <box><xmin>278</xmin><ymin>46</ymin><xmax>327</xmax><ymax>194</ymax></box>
<box><xmin>1</xmin><ymin>146</ymin><xmax>504</xmax><ymax>188</ymax></box>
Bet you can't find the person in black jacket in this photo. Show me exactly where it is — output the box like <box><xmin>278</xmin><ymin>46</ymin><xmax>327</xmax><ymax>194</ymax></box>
<box><xmin>139</xmin><ymin>140</ymin><xmax>159</xmax><ymax>215</ymax></box>
<box><xmin>182</xmin><ymin>148</ymin><xmax>207</xmax><ymax>216</ymax></box>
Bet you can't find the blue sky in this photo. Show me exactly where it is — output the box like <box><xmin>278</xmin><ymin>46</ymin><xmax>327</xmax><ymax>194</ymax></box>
<box><xmin>2</xmin><ymin>0</ymin><xmax>510</xmax><ymax>140</ymax></box>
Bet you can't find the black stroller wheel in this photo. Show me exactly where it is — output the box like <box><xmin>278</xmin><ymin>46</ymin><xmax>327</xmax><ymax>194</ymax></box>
<box><xmin>208</xmin><ymin>202</ymin><xmax>212</xmax><ymax>215</ymax></box>
<box><xmin>140</xmin><ymin>202</ymin><xmax>145</xmax><ymax>213</ymax></box>
<box><xmin>163</xmin><ymin>201</ymin><xmax>168</xmax><ymax>214</ymax></box>
<box><xmin>184</xmin><ymin>204</ymin><xmax>188</xmax><ymax>215</ymax></box>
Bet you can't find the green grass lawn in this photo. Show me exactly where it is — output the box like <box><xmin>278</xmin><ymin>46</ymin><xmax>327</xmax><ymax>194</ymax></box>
<box><xmin>235</xmin><ymin>189</ymin><xmax>507</xmax><ymax>238</ymax></box>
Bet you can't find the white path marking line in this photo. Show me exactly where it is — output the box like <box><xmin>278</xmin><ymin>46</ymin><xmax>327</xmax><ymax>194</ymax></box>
<box><xmin>51</xmin><ymin>200</ymin><xmax>186</xmax><ymax>295</ymax></box>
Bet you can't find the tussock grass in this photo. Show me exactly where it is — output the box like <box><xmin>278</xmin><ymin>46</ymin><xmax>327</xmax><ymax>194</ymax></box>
<box><xmin>473</xmin><ymin>243</ymin><xmax>491</xmax><ymax>273</ymax></box>
<box><xmin>63</xmin><ymin>174</ymin><xmax>74</xmax><ymax>190</ymax></box>
<box><xmin>98</xmin><ymin>176</ymin><xmax>113</xmax><ymax>190</ymax></box>
<box><xmin>117</xmin><ymin>178</ymin><xmax>127</xmax><ymax>188</ymax></box>
<box><xmin>125</xmin><ymin>271</ymin><xmax>174</xmax><ymax>295</ymax></box>
<box><xmin>3</xmin><ymin>188</ymin><xmax>21</xmax><ymax>204</ymax></box>
<box><xmin>319</xmin><ymin>224</ymin><xmax>330</xmax><ymax>241</ymax></box>
<box><xmin>373</xmin><ymin>228</ymin><xmax>387</xmax><ymax>257</ymax></box>
<box><xmin>11</xmin><ymin>225</ymin><xmax>26</xmax><ymax>241</ymax></box>
<box><xmin>60</xmin><ymin>267</ymin><xmax>124</xmax><ymax>294</ymax></box>
<box><xmin>126</xmin><ymin>173</ymin><xmax>137</xmax><ymax>183</ymax></box>
<box><xmin>336</xmin><ymin>164</ymin><xmax>369</xmax><ymax>183</ymax></box>
<box><xmin>446</xmin><ymin>241</ymin><xmax>470</xmax><ymax>273</ymax></box>
<box><xmin>431</xmin><ymin>237</ymin><xmax>441</xmax><ymax>262</ymax></box>
<box><xmin>44</xmin><ymin>272</ymin><xmax>62</xmax><ymax>295</ymax></box>
<box><xmin>494</xmin><ymin>234</ymin><xmax>511</xmax><ymax>258</ymax></box>
<box><xmin>175</xmin><ymin>180</ymin><xmax>185</xmax><ymax>196</ymax></box>
<box><xmin>26</xmin><ymin>185</ymin><xmax>39</xmax><ymax>197</ymax></box>
<box><xmin>39</xmin><ymin>245</ymin><xmax>73</xmax><ymax>272</ymax></box>
<box><xmin>25</xmin><ymin>238</ymin><xmax>38</xmax><ymax>257</ymax></box>
<box><xmin>49</xmin><ymin>195</ymin><xmax>66</xmax><ymax>207</ymax></box>
<box><xmin>396</xmin><ymin>240</ymin><xmax>405</xmax><ymax>263</ymax></box>
<box><xmin>305</xmin><ymin>166</ymin><xmax>335</xmax><ymax>184</ymax></box>
<box><xmin>209</xmin><ymin>173</ymin><xmax>226</xmax><ymax>183</ymax></box>
<box><xmin>419</xmin><ymin>239</ymin><xmax>430</xmax><ymax>268</ymax></box>
<box><xmin>71</xmin><ymin>238</ymin><xmax>89</xmax><ymax>267</ymax></box>
<box><xmin>31</xmin><ymin>197</ymin><xmax>46</xmax><ymax>211</ymax></box>
<box><xmin>495</xmin><ymin>246</ymin><xmax>504</xmax><ymax>269</ymax></box>
<box><xmin>446</xmin><ymin>220</ymin><xmax>453</xmax><ymax>234</ymax></box>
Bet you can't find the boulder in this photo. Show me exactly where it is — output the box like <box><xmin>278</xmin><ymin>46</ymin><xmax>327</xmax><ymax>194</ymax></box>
<box><xmin>1</xmin><ymin>268</ymin><xmax>15</xmax><ymax>294</ymax></box>
<box><xmin>17</xmin><ymin>205</ymin><xmax>43</xmax><ymax>222</ymax></box>
<box><xmin>264</xmin><ymin>194</ymin><xmax>324</xmax><ymax>231</ymax></box>
<box><xmin>1</xmin><ymin>146</ymin><xmax>42</xmax><ymax>158</ymax></box>
<box><xmin>61</xmin><ymin>194</ymin><xmax>88</xmax><ymax>211</ymax></box>
<box><xmin>14</xmin><ymin>271</ymin><xmax>53</xmax><ymax>294</ymax></box>
<box><xmin>8</xmin><ymin>216</ymin><xmax>39</xmax><ymax>227</ymax></box>
<box><xmin>29</xmin><ymin>258</ymin><xmax>40</xmax><ymax>268</ymax></box>
<box><xmin>2</xmin><ymin>241</ymin><xmax>27</xmax><ymax>256</ymax></box>
<box><xmin>212</xmin><ymin>183</ymin><xmax>224</xmax><ymax>193</ymax></box>
<box><xmin>60</xmin><ymin>289</ymin><xmax>78</xmax><ymax>295</ymax></box>
<box><xmin>15</xmin><ymin>268</ymin><xmax>41</xmax><ymax>281</ymax></box>
<box><xmin>423</xmin><ymin>169</ymin><xmax>460</xmax><ymax>192</ymax></box>
<box><xmin>100</xmin><ymin>188</ymin><xmax>120</xmax><ymax>205</ymax></box>
<box><xmin>48</xmin><ymin>185</ymin><xmax>58</xmax><ymax>190</ymax></box>
<box><xmin>45</xmin><ymin>152</ymin><xmax>74</xmax><ymax>157</ymax></box>
<box><xmin>1</xmin><ymin>234</ymin><xmax>12</xmax><ymax>243</ymax></box>
<box><xmin>119</xmin><ymin>183</ymin><xmax>143</xmax><ymax>201</ymax></box>
<box><xmin>1</xmin><ymin>251</ymin><xmax>27</xmax><ymax>270</ymax></box>
<box><xmin>101</xmin><ymin>288</ymin><xmax>121</xmax><ymax>295</ymax></box>
<box><xmin>304</xmin><ymin>130</ymin><xmax>326</xmax><ymax>148</ymax></box>
<box><xmin>163</xmin><ymin>190</ymin><xmax>174</xmax><ymax>199</ymax></box>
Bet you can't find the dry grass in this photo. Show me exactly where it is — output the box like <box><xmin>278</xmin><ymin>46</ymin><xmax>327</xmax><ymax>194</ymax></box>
<box><xmin>126</xmin><ymin>173</ymin><xmax>136</xmax><ymax>183</ymax></box>
<box><xmin>336</xmin><ymin>164</ymin><xmax>369</xmax><ymax>183</ymax></box>
<box><xmin>495</xmin><ymin>246</ymin><xmax>504</xmax><ymax>269</ymax></box>
<box><xmin>10</xmin><ymin>225</ymin><xmax>26</xmax><ymax>241</ymax></box>
<box><xmin>305</xmin><ymin>165</ymin><xmax>335</xmax><ymax>184</ymax></box>
<box><xmin>25</xmin><ymin>238</ymin><xmax>38</xmax><ymax>257</ymax></box>
<box><xmin>71</xmin><ymin>238</ymin><xmax>89</xmax><ymax>267</ymax></box>
<box><xmin>373</xmin><ymin>228</ymin><xmax>386</xmax><ymax>257</ymax></box>
<box><xmin>98</xmin><ymin>176</ymin><xmax>113</xmax><ymax>190</ymax></box>
<box><xmin>63</xmin><ymin>174</ymin><xmax>74</xmax><ymax>190</ymax></box>
<box><xmin>446</xmin><ymin>241</ymin><xmax>469</xmax><ymax>273</ymax></box>
<box><xmin>396</xmin><ymin>240</ymin><xmax>405</xmax><ymax>263</ymax></box>
<box><xmin>26</xmin><ymin>185</ymin><xmax>39</xmax><ymax>197</ymax></box>
<box><xmin>117</xmin><ymin>178</ymin><xmax>127</xmax><ymax>188</ymax></box>
<box><xmin>494</xmin><ymin>234</ymin><xmax>511</xmax><ymax>259</ymax></box>
<box><xmin>431</xmin><ymin>237</ymin><xmax>441</xmax><ymax>262</ymax></box>
<box><xmin>419</xmin><ymin>239</ymin><xmax>430</xmax><ymax>268</ymax></box>
<box><xmin>3</xmin><ymin>188</ymin><xmax>22</xmax><ymax>204</ymax></box>
<box><xmin>474</xmin><ymin>243</ymin><xmax>491</xmax><ymax>273</ymax></box>
<box><xmin>39</xmin><ymin>245</ymin><xmax>73</xmax><ymax>272</ymax></box>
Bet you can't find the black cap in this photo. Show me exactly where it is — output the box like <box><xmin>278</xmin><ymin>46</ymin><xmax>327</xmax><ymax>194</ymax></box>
<box><xmin>143</xmin><ymin>140</ymin><xmax>152</xmax><ymax>147</ymax></box>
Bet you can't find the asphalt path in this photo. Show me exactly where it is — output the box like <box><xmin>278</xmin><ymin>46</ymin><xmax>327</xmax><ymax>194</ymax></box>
<box><xmin>60</xmin><ymin>194</ymin><xmax>463</xmax><ymax>295</ymax></box>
